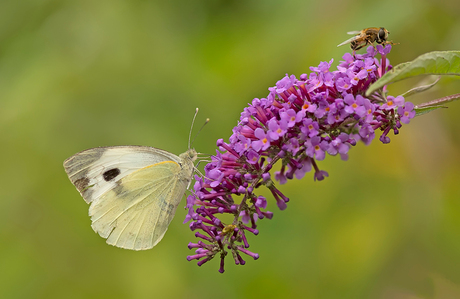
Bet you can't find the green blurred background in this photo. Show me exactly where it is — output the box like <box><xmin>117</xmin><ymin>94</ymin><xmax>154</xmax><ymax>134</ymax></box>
<box><xmin>1</xmin><ymin>0</ymin><xmax>460</xmax><ymax>298</ymax></box>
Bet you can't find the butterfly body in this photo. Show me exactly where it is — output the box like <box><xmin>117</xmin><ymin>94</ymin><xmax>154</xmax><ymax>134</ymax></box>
<box><xmin>64</xmin><ymin>146</ymin><xmax>197</xmax><ymax>250</ymax></box>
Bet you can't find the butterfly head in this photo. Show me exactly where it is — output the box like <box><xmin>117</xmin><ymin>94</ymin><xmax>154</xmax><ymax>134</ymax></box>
<box><xmin>181</xmin><ymin>148</ymin><xmax>198</xmax><ymax>163</ymax></box>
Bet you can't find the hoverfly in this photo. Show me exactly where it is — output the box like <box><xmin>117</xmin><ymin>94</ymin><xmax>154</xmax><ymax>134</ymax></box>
<box><xmin>337</xmin><ymin>27</ymin><xmax>396</xmax><ymax>51</ymax></box>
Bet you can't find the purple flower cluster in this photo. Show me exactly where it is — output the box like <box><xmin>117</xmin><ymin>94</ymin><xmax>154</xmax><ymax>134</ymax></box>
<box><xmin>186</xmin><ymin>45</ymin><xmax>415</xmax><ymax>272</ymax></box>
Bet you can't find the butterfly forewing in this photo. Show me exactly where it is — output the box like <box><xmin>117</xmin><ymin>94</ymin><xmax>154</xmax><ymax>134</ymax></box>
<box><xmin>63</xmin><ymin>146</ymin><xmax>181</xmax><ymax>203</ymax></box>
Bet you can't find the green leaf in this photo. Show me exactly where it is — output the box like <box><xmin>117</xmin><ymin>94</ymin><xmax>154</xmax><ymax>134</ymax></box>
<box><xmin>414</xmin><ymin>105</ymin><xmax>446</xmax><ymax>117</ymax></box>
<box><xmin>401</xmin><ymin>76</ymin><xmax>440</xmax><ymax>98</ymax></box>
<box><xmin>366</xmin><ymin>51</ymin><xmax>460</xmax><ymax>96</ymax></box>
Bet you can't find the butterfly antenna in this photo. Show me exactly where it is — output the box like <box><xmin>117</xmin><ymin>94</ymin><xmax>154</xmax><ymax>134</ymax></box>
<box><xmin>188</xmin><ymin>108</ymin><xmax>200</xmax><ymax>149</ymax></box>
<box><xmin>191</xmin><ymin>117</ymin><xmax>210</xmax><ymax>148</ymax></box>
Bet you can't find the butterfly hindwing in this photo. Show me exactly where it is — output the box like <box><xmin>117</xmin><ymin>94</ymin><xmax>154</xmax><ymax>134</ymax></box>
<box><xmin>89</xmin><ymin>161</ymin><xmax>188</xmax><ymax>250</ymax></box>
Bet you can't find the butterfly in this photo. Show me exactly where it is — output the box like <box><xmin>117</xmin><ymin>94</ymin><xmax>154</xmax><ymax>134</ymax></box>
<box><xmin>64</xmin><ymin>145</ymin><xmax>197</xmax><ymax>250</ymax></box>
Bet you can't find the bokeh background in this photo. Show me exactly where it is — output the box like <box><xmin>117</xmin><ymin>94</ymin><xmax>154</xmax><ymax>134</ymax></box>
<box><xmin>1</xmin><ymin>0</ymin><xmax>460</xmax><ymax>298</ymax></box>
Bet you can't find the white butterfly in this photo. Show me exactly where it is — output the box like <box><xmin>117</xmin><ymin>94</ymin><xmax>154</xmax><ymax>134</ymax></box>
<box><xmin>63</xmin><ymin>145</ymin><xmax>197</xmax><ymax>250</ymax></box>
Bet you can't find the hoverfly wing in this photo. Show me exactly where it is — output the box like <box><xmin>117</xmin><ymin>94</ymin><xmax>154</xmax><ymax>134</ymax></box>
<box><xmin>337</xmin><ymin>36</ymin><xmax>358</xmax><ymax>47</ymax></box>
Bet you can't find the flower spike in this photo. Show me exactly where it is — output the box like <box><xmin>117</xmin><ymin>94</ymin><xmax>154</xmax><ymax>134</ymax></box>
<box><xmin>186</xmin><ymin>45</ymin><xmax>414</xmax><ymax>272</ymax></box>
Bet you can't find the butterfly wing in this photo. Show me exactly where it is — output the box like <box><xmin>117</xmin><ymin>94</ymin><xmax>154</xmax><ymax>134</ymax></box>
<box><xmin>64</xmin><ymin>146</ymin><xmax>193</xmax><ymax>250</ymax></box>
<box><xmin>89</xmin><ymin>161</ymin><xmax>189</xmax><ymax>250</ymax></box>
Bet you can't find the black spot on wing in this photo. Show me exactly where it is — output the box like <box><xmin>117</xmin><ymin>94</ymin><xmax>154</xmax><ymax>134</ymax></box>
<box><xmin>103</xmin><ymin>168</ymin><xmax>121</xmax><ymax>181</ymax></box>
